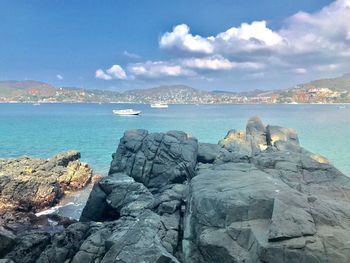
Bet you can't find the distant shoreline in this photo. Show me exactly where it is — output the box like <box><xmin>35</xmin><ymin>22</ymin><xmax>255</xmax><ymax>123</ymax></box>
<box><xmin>1</xmin><ymin>101</ymin><xmax>350</xmax><ymax>105</ymax></box>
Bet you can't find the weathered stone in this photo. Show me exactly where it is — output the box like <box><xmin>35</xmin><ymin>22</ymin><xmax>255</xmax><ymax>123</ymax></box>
<box><xmin>0</xmin><ymin>227</ymin><xmax>16</xmax><ymax>258</ymax></box>
<box><xmin>197</xmin><ymin>143</ymin><xmax>221</xmax><ymax>163</ymax></box>
<box><xmin>0</xmin><ymin>151</ymin><xmax>93</xmax><ymax>212</ymax></box>
<box><xmin>109</xmin><ymin>129</ymin><xmax>198</xmax><ymax>189</ymax></box>
<box><xmin>3</xmin><ymin>118</ymin><xmax>350</xmax><ymax>263</ymax></box>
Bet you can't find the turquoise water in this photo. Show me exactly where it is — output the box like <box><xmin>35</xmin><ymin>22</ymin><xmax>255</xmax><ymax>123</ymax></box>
<box><xmin>1</xmin><ymin>103</ymin><xmax>350</xmax><ymax>176</ymax></box>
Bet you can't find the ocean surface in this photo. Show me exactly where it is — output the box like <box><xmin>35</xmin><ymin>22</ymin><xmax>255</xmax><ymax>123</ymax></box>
<box><xmin>1</xmin><ymin>103</ymin><xmax>350</xmax><ymax>218</ymax></box>
<box><xmin>1</xmin><ymin>103</ymin><xmax>350</xmax><ymax>176</ymax></box>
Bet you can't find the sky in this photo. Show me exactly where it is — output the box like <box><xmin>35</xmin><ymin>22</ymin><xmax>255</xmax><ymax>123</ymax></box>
<box><xmin>1</xmin><ymin>0</ymin><xmax>350</xmax><ymax>91</ymax></box>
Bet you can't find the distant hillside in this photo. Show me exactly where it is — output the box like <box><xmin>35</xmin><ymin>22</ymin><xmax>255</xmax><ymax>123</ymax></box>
<box><xmin>2</xmin><ymin>73</ymin><xmax>350</xmax><ymax>104</ymax></box>
<box><xmin>298</xmin><ymin>73</ymin><xmax>350</xmax><ymax>92</ymax></box>
<box><xmin>0</xmin><ymin>80</ymin><xmax>56</xmax><ymax>98</ymax></box>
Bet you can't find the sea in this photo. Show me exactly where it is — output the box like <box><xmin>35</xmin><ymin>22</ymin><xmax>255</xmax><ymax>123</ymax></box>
<box><xmin>1</xmin><ymin>103</ymin><xmax>350</xmax><ymax>218</ymax></box>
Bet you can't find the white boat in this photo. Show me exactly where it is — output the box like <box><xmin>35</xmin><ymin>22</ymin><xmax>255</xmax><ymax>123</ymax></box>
<box><xmin>150</xmin><ymin>103</ymin><xmax>168</xmax><ymax>108</ymax></box>
<box><xmin>112</xmin><ymin>109</ymin><xmax>141</xmax><ymax>115</ymax></box>
<box><xmin>33</xmin><ymin>103</ymin><xmax>41</xmax><ymax>106</ymax></box>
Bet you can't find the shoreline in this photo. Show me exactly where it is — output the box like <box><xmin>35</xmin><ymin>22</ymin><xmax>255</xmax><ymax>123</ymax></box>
<box><xmin>1</xmin><ymin>101</ymin><xmax>350</xmax><ymax>105</ymax></box>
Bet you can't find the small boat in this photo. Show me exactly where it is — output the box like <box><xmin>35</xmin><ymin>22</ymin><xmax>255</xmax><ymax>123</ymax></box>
<box><xmin>112</xmin><ymin>109</ymin><xmax>141</xmax><ymax>115</ymax></box>
<box><xmin>150</xmin><ymin>103</ymin><xmax>168</xmax><ymax>108</ymax></box>
<box><xmin>337</xmin><ymin>105</ymin><xmax>346</xmax><ymax>109</ymax></box>
<box><xmin>33</xmin><ymin>103</ymin><xmax>41</xmax><ymax>106</ymax></box>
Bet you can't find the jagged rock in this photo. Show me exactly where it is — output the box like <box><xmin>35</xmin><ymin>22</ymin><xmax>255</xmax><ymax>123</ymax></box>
<box><xmin>246</xmin><ymin>116</ymin><xmax>267</xmax><ymax>153</ymax></box>
<box><xmin>101</xmin><ymin>210</ymin><xmax>180</xmax><ymax>263</ymax></box>
<box><xmin>0</xmin><ymin>227</ymin><xmax>16</xmax><ymax>258</ymax></box>
<box><xmin>47</xmin><ymin>150</ymin><xmax>81</xmax><ymax>167</ymax></box>
<box><xmin>57</xmin><ymin>161</ymin><xmax>92</xmax><ymax>190</ymax></box>
<box><xmin>109</xmin><ymin>129</ymin><xmax>198</xmax><ymax>189</ymax></box>
<box><xmin>3</xmin><ymin>118</ymin><xmax>350</xmax><ymax>263</ymax></box>
<box><xmin>80</xmin><ymin>173</ymin><xmax>155</xmax><ymax>222</ymax></box>
<box><xmin>0</xmin><ymin>151</ymin><xmax>92</xmax><ymax>212</ymax></box>
<box><xmin>184</xmin><ymin>117</ymin><xmax>350</xmax><ymax>263</ymax></box>
<box><xmin>3</xmin><ymin>232</ymin><xmax>51</xmax><ymax>263</ymax></box>
<box><xmin>36</xmin><ymin>223</ymin><xmax>90</xmax><ymax>263</ymax></box>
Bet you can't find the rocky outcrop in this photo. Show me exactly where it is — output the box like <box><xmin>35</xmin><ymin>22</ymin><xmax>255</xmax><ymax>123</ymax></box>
<box><xmin>0</xmin><ymin>151</ymin><xmax>93</xmax><ymax>212</ymax></box>
<box><xmin>2</xmin><ymin>118</ymin><xmax>350</xmax><ymax>262</ymax></box>
<box><xmin>78</xmin><ymin>130</ymin><xmax>197</xmax><ymax>262</ymax></box>
<box><xmin>184</xmin><ymin>117</ymin><xmax>350</xmax><ymax>263</ymax></box>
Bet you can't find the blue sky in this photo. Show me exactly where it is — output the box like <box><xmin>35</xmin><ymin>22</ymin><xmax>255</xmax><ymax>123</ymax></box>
<box><xmin>1</xmin><ymin>0</ymin><xmax>350</xmax><ymax>91</ymax></box>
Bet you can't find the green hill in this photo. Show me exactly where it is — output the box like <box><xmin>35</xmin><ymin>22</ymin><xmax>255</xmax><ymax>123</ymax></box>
<box><xmin>299</xmin><ymin>73</ymin><xmax>350</xmax><ymax>92</ymax></box>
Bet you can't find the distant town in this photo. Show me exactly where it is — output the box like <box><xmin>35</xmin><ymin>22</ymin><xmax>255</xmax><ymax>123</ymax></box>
<box><xmin>1</xmin><ymin>73</ymin><xmax>350</xmax><ymax>104</ymax></box>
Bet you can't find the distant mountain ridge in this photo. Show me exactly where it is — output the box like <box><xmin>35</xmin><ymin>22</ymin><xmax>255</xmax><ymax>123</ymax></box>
<box><xmin>1</xmin><ymin>73</ymin><xmax>350</xmax><ymax>103</ymax></box>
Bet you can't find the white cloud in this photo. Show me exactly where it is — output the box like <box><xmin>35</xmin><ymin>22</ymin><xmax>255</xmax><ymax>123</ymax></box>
<box><xmin>123</xmin><ymin>50</ymin><xmax>141</xmax><ymax>59</ymax></box>
<box><xmin>106</xmin><ymin>64</ymin><xmax>127</xmax><ymax>79</ymax></box>
<box><xmin>293</xmin><ymin>68</ymin><xmax>307</xmax><ymax>74</ymax></box>
<box><xmin>215</xmin><ymin>20</ymin><xmax>284</xmax><ymax>53</ymax></box>
<box><xmin>56</xmin><ymin>74</ymin><xmax>63</xmax><ymax>80</ymax></box>
<box><xmin>159</xmin><ymin>21</ymin><xmax>284</xmax><ymax>55</ymax></box>
<box><xmin>95</xmin><ymin>69</ymin><xmax>112</xmax><ymax>80</ymax></box>
<box><xmin>160</xmin><ymin>24</ymin><xmax>214</xmax><ymax>54</ymax></box>
<box><xmin>181</xmin><ymin>56</ymin><xmax>234</xmax><ymax>70</ymax></box>
<box><xmin>314</xmin><ymin>64</ymin><xmax>340</xmax><ymax>72</ymax></box>
<box><xmin>129</xmin><ymin>61</ymin><xmax>196</xmax><ymax>78</ymax></box>
<box><xmin>96</xmin><ymin>0</ymin><xmax>350</xmax><ymax>87</ymax></box>
<box><xmin>181</xmin><ymin>56</ymin><xmax>264</xmax><ymax>71</ymax></box>
<box><xmin>95</xmin><ymin>64</ymin><xmax>127</xmax><ymax>80</ymax></box>
<box><xmin>158</xmin><ymin>0</ymin><xmax>350</xmax><ymax>75</ymax></box>
<box><xmin>279</xmin><ymin>0</ymin><xmax>350</xmax><ymax>55</ymax></box>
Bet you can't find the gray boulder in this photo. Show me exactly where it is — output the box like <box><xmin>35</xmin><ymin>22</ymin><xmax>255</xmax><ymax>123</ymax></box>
<box><xmin>109</xmin><ymin>129</ymin><xmax>198</xmax><ymax>189</ymax></box>
<box><xmin>183</xmin><ymin>117</ymin><xmax>350</xmax><ymax>263</ymax></box>
<box><xmin>197</xmin><ymin>143</ymin><xmax>221</xmax><ymax>163</ymax></box>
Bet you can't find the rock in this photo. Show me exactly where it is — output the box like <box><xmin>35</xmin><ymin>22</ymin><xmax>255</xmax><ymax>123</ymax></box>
<box><xmin>109</xmin><ymin>129</ymin><xmax>198</xmax><ymax>189</ymax></box>
<box><xmin>36</xmin><ymin>223</ymin><xmax>90</xmax><ymax>263</ymax></box>
<box><xmin>183</xmin><ymin>118</ymin><xmax>350</xmax><ymax>263</ymax></box>
<box><xmin>91</xmin><ymin>174</ymin><xmax>103</xmax><ymax>184</ymax></box>
<box><xmin>266</xmin><ymin>125</ymin><xmax>299</xmax><ymax>146</ymax></box>
<box><xmin>48</xmin><ymin>150</ymin><xmax>81</xmax><ymax>167</ymax></box>
<box><xmin>101</xmin><ymin>210</ymin><xmax>180</xmax><ymax>263</ymax></box>
<box><xmin>0</xmin><ymin>151</ymin><xmax>93</xmax><ymax>212</ymax></box>
<box><xmin>3</xmin><ymin>118</ymin><xmax>350</xmax><ymax>262</ymax></box>
<box><xmin>0</xmin><ymin>209</ymin><xmax>71</xmax><ymax>234</ymax></box>
<box><xmin>197</xmin><ymin>143</ymin><xmax>221</xmax><ymax>163</ymax></box>
<box><xmin>80</xmin><ymin>173</ymin><xmax>155</xmax><ymax>222</ymax></box>
<box><xmin>0</xmin><ymin>227</ymin><xmax>16</xmax><ymax>258</ymax></box>
<box><xmin>246</xmin><ymin>116</ymin><xmax>268</xmax><ymax>153</ymax></box>
<box><xmin>3</xmin><ymin>232</ymin><xmax>51</xmax><ymax>263</ymax></box>
<box><xmin>57</xmin><ymin>161</ymin><xmax>92</xmax><ymax>190</ymax></box>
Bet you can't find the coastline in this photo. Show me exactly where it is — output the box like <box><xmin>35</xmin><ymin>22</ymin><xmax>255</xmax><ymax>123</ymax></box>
<box><xmin>1</xmin><ymin>101</ymin><xmax>350</xmax><ymax>105</ymax></box>
<box><xmin>2</xmin><ymin>117</ymin><xmax>350</xmax><ymax>262</ymax></box>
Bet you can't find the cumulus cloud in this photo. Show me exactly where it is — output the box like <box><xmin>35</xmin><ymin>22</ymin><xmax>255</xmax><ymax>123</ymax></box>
<box><xmin>160</xmin><ymin>24</ymin><xmax>214</xmax><ymax>54</ymax></box>
<box><xmin>95</xmin><ymin>69</ymin><xmax>112</xmax><ymax>80</ymax></box>
<box><xmin>95</xmin><ymin>64</ymin><xmax>127</xmax><ymax>80</ymax></box>
<box><xmin>293</xmin><ymin>68</ymin><xmax>307</xmax><ymax>74</ymax></box>
<box><xmin>158</xmin><ymin>0</ymin><xmax>350</xmax><ymax>76</ymax></box>
<box><xmin>159</xmin><ymin>21</ymin><xmax>284</xmax><ymax>55</ymax></box>
<box><xmin>129</xmin><ymin>61</ymin><xmax>196</xmax><ymax>78</ymax></box>
<box><xmin>56</xmin><ymin>74</ymin><xmax>63</xmax><ymax>80</ymax></box>
<box><xmin>181</xmin><ymin>56</ymin><xmax>264</xmax><ymax>71</ymax></box>
<box><xmin>96</xmin><ymin>0</ymin><xmax>350</xmax><ymax>86</ymax></box>
<box><xmin>181</xmin><ymin>56</ymin><xmax>234</xmax><ymax>70</ymax></box>
<box><xmin>106</xmin><ymin>65</ymin><xmax>127</xmax><ymax>79</ymax></box>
